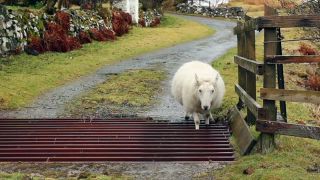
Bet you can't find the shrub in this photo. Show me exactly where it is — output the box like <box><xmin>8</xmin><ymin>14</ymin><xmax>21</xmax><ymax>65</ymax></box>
<box><xmin>78</xmin><ymin>31</ymin><xmax>92</xmax><ymax>44</ymax></box>
<box><xmin>112</xmin><ymin>10</ymin><xmax>130</xmax><ymax>36</ymax></box>
<box><xmin>121</xmin><ymin>11</ymin><xmax>132</xmax><ymax>26</ymax></box>
<box><xmin>306</xmin><ymin>74</ymin><xmax>320</xmax><ymax>91</ymax></box>
<box><xmin>27</xmin><ymin>36</ymin><xmax>46</xmax><ymax>53</ymax></box>
<box><xmin>139</xmin><ymin>19</ymin><xmax>146</xmax><ymax>27</ymax></box>
<box><xmin>100</xmin><ymin>28</ymin><xmax>116</xmax><ymax>41</ymax></box>
<box><xmin>55</xmin><ymin>11</ymin><xmax>70</xmax><ymax>33</ymax></box>
<box><xmin>150</xmin><ymin>17</ymin><xmax>161</xmax><ymax>27</ymax></box>
<box><xmin>66</xmin><ymin>36</ymin><xmax>82</xmax><ymax>50</ymax></box>
<box><xmin>44</xmin><ymin>22</ymin><xmax>81</xmax><ymax>52</ymax></box>
<box><xmin>298</xmin><ymin>42</ymin><xmax>318</xmax><ymax>55</ymax></box>
<box><xmin>89</xmin><ymin>28</ymin><xmax>107</xmax><ymax>41</ymax></box>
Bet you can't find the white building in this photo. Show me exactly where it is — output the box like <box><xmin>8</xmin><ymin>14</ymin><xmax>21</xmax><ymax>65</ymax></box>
<box><xmin>113</xmin><ymin>0</ymin><xmax>139</xmax><ymax>24</ymax></box>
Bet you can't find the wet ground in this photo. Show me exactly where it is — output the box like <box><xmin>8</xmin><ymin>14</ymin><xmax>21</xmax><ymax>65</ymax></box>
<box><xmin>0</xmin><ymin>162</ymin><xmax>228</xmax><ymax>179</ymax></box>
<box><xmin>1</xmin><ymin>15</ymin><xmax>237</xmax><ymax>120</ymax></box>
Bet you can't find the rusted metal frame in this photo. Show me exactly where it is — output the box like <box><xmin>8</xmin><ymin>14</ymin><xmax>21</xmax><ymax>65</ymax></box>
<box><xmin>235</xmin><ymin>84</ymin><xmax>266</xmax><ymax>120</ymax></box>
<box><xmin>0</xmin><ymin>147</ymin><xmax>234</xmax><ymax>153</ymax></box>
<box><xmin>0</xmin><ymin>156</ymin><xmax>236</xmax><ymax>162</ymax></box>
<box><xmin>234</xmin><ymin>56</ymin><xmax>264</xmax><ymax>75</ymax></box>
<box><xmin>256</xmin><ymin>120</ymin><xmax>320</xmax><ymax>140</ymax></box>
<box><xmin>266</xmin><ymin>55</ymin><xmax>320</xmax><ymax>64</ymax></box>
<box><xmin>260</xmin><ymin>88</ymin><xmax>320</xmax><ymax>104</ymax></box>
<box><xmin>257</xmin><ymin>15</ymin><xmax>320</xmax><ymax>28</ymax></box>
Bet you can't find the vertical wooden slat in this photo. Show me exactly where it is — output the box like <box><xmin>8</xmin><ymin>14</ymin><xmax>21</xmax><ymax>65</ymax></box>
<box><xmin>237</xmin><ymin>22</ymin><xmax>247</xmax><ymax>110</ymax></box>
<box><xmin>259</xmin><ymin>5</ymin><xmax>278</xmax><ymax>153</ymax></box>
<box><xmin>276</xmin><ymin>28</ymin><xmax>287</xmax><ymax>122</ymax></box>
<box><xmin>245</xmin><ymin>16</ymin><xmax>257</xmax><ymax>125</ymax></box>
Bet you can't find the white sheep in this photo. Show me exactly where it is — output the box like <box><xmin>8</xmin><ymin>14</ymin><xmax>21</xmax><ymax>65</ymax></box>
<box><xmin>171</xmin><ymin>61</ymin><xmax>225</xmax><ymax>130</ymax></box>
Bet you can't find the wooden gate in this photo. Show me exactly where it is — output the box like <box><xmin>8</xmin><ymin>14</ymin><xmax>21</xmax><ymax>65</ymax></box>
<box><xmin>231</xmin><ymin>5</ymin><xmax>320</xmax><ymax>155</ymax></box>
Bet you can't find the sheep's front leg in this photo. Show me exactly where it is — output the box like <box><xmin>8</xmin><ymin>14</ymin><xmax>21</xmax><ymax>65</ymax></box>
<box><xmin>193</xmin><ymin>112</ymin><xmax>200</xmax><ymax>130</ymax></box>
<box><xmin>185</xmin><ymin>112</ymin><xmax>191</xmax><ymax>120</ymax></box>
<box><xmin>205</xmin><ymin>112</ymin><xmax>213</xmax><ymax>125</ymax></box>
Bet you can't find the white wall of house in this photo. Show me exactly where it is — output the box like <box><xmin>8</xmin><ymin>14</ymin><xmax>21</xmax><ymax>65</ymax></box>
<box><xmin>113</xmin><ymin>0</ymin><xmax>139</xmax><ymax>24</ymax></box>
<box><xmin>130</xmin><ymin>0</ymin><xmax>139</xmax><ymax>24</ymax></box>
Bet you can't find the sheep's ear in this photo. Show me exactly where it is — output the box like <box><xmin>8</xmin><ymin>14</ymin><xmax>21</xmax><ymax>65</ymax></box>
<box><xmin>215</xmin><ymin>74</ymin><xmax>219</xmax><ymax>82</ymax></box>
<box><xmin>195</xmin><ymin>74</ymin><xmax>200</xmax><ymax>86</ymax></box>
<box><xmin>212</xmin><ymin>74</ymin><xmax>219</xmax><ymax>87</ymax></box>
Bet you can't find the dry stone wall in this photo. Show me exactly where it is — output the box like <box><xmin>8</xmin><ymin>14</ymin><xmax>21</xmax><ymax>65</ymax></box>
<box><xmin>176</xmin><ymin>3</ymin><xmax>244</xmax><ymax>19</ymax></box>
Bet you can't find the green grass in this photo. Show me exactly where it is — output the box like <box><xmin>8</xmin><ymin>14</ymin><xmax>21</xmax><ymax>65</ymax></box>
<box><xmin>68</xmin><ymin>69</ymin><xmax>166</xmax><ymax>114</ymax></box>
<box><xmin>211</xmin><ymin>32</ymin><xmax>320</xmax><ymax>180</ymax></box>
<box><xmin>0</xmin><ymin>173</ymin><xmax>27</xmax><ymax>180</ymax></box>
<box><xmin>0</xmin><ymin>14</ymin><xmax>214</xmax><ymax>110</ymax></box>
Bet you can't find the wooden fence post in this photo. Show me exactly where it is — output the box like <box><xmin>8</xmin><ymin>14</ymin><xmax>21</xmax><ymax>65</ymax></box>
<box><xmin>259</xmin><ymin>5</ymin><xmax>278</xmax><ymax>153</ymax></box>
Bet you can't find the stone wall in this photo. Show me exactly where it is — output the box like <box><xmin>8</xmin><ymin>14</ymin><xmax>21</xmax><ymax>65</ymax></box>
<box><xmin>176</xmin><ymin>3</ymin><xmax>245</xmax><ymax>19</ymax></box>
<box><xmin>113</xmin><ymin>0</ymin><xmax>139</xmax><ymax>24</ymax></box>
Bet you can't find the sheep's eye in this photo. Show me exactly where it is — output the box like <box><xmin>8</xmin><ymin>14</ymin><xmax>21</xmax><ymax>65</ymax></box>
<box><xmin>199</xmin><ymin>89</ymin><xmax>202</xmax><ymax>93</ymax></box>
<box><xmin>211</xmin><ymin>90</ymin><xmax>215</xmax><ymax>93</ymax></box>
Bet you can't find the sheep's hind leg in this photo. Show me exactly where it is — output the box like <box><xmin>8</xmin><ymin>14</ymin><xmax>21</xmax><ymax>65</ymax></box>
<box><xmin>193</xmin><ymin>113</ymin><xmax>200</xmax><ymax>130</ymax></box>
<box><xmin>205</xmin><ymin>112</ymin><xmax>213</xmax><ymax>125</ymax></box>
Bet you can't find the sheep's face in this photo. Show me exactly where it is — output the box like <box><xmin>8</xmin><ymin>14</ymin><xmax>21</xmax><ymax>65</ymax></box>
<box><xmin>196</xmin><ymin>82</ymin><xmax>215</xmax><ymax>111</ymax></box>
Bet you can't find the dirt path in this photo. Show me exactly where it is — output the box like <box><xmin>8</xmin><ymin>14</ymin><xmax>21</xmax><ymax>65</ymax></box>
<box><xmin>1</xmin><ymin>15</ymin><xmax>236</xmax><ymax>119</ymax></box>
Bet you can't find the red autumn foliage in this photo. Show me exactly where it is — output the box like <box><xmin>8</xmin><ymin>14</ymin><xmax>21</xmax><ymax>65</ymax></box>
<box><xmin>150</xmin><ymin>17</ymin><xmax>161</xmax><ymax>27</ymax></box>
<box><xmin>44</xmin><ymin>22</ymin><xmax>81</xmax><ymax>52</ymax></box>
<box><xmin>139</xmin><ymin>19</ymin><xmax>146</xmax><ymax>27</ymax></box>
<box><xmin>298</xmin><ymin>43</ymin><xmax>318</xmax><ymax>55</ymax></box>
<box><xmin>81</xmin><ymin>3</ymin><xmax>92</xmax><ymax>10</ymax></box>
<box><xmin>121</xmin><ymin>11</ymin><xmax>132</xmax><ymax>25</ymax></box>
<box><xmin>78</xmin><ymin>31</ymin><xmax>92</xmax><ymax>44</ymax></box>
<box><xmin>89</xmin><ymin>28</ymin><xmax>107</xmax><ymax>41</ymax></box>
<box><xmin>306</xmin><ymin>74</ymin><xmax>320</xmax><ymax>91</ymax></box>
<box><xmin>55</xmin><ymin>11</ymin><xmax>70</xmax><ymax>33</ymax></box>
<box><xmin>27</xmin><ymin>36</ymin><xmax>46</xmax><ymax>53</ymax></box>
<box><xmin>100</xmin><ymin>28</ymin><xmax>116</xmax><ymax>41</ymax></box>
<box><xmin>112</xmin><ymin>11</ymin><xmax>130</xmax><ymax>36</ymax></box>
<box><xmin>66</xmin><ymin>36</ymin><xmax>82</xmax><ymax>50</ymax></box>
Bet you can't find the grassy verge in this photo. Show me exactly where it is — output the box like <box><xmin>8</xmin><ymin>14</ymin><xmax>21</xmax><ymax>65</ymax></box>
<box><xmin>0</xmin><ymin>14</ymin><xmax>214</xmax><ymax>110</ymax></box>
<box><xmin>210</xmin><ymin>28</ymin><xmax>320</xmax><ymax>179</ymax></box>
<box><xmin>67</xmin><ymin>69</ymin><xmax>166</xmax><ymax>115</ymax></box>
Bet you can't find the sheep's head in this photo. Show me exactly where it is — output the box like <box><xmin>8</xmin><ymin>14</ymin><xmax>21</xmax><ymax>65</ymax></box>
<box><xmin>195</xmin><ymin>74</ymin><xmax>218</xmax><ymax>111</ymax></box>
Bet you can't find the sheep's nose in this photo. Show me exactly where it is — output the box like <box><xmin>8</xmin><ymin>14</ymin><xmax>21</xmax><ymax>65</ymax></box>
<box><xmin>203</xmin><ymin>106</ymin><xmax>209</xmax><ymax>111</ymax></box>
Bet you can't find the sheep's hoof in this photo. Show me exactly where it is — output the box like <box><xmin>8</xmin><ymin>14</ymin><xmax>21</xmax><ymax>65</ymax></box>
<box><xmin>205</xmin><ymin>119</ymin><xmax>210</xmax><ymax>125</ymax></box>
<box><xmin>195</xmin><ymin>125</ymin><xmax>200</xmax><ymax>130</ymax></box>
